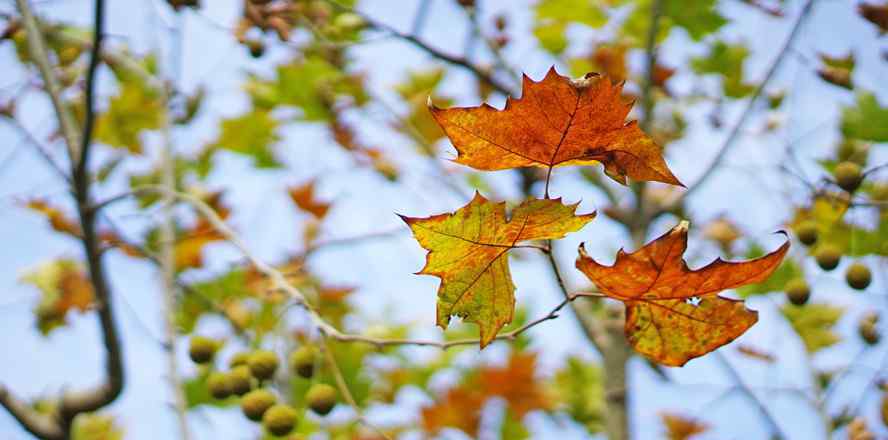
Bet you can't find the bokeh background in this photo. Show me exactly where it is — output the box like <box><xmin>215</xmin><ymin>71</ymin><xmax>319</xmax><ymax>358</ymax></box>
<box><xmin>0</xmin><ymin>0</ymin><xmax>886</xmax><ymax>439</ymax></box>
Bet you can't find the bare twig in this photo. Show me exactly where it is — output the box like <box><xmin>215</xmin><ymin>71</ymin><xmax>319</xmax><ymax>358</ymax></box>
<box><xmin>714</xmin><ymin>351</ymin><xmax>787</xmax><ymax>439</ymax></box>
<box><xmin>0</xmin><ymin>386</ymin><xmax>63</xmax><ymax>440</ymax></box>
<box><xmin>13</xmin><ymin>0</ymin><xmax>81</xmax><ymax>160</ymax></box>
<box><xmin>75</xmin><ymin>0</ymin><xmax>105</xmax><ymax>180</ymax></box>
<box><xmin>325</xmin><ymin>0</ymin><xmax>513</xmax><ymax>95</ymax></box>
<box><xmin>157</xmin><ymin>11</ymin><xmax>191</xmax><ymax>440</ymax></box>
<box><xmin>3</xmin><ymin>2</ymin><xmax>126</xmax><ymax>438</ymax></box>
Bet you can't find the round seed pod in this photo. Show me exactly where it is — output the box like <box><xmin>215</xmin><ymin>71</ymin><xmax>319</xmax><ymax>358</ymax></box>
<box><xmin>845</xmin><ymin>262</ymin><xmax>872</xmax><ymax>290</ymax></box>
<box><xmin>247</xmin><ymin>350</ymin><xmax>279</xmax><ymax>381</ymax></box>
<box><xmin>241</xmin><ymin>389</ymin><xmax>276</xmax><ymax>422</ymax></box>
<box><xmin>207</xmin><ymin>372</ymin><xmax>231</xmax><ymax>400</ymax></box>
<box><xmin>262</xmin><ymin>404</ymin><xmax>298</xmax><ymax>436</ymax></box>
<box><xmin>289</xmin><ymin>346</ymin><xmax>317</xmax><ymax>379</ymax></box>
<box><xmin>834</xmin><ymin>161</ymin><xmax>863</xmax><ymax>193</ymax></box>
<box><xmin>188</xmin><ymin>336</ymin><xmax>218</xmax><ymax>364</ymax></box>
<box><xmin>228</xmin><ymin>365</ymin><xmax>253</xmax><ymax>396</ymax></box>
<box><xmin>814</xmin><ymin>245</ymin><xmax>842</xmax><ymax>271</ymax></box>
<box><xmin>785</xmin><ymin>278</ymin><xmax>811</xmax><ymax>306</ymax></box>
<box><xmin>306</xmin><ymin>383</ymin><xmax>337</xmax><ymax>416</ymax></box>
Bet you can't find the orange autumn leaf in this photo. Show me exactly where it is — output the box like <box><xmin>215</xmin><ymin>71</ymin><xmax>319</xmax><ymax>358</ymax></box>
<box><xmin>421</xmin><ymin>387</ymin><xmax>484</xmax><ymax>436</ymax></box>
<box><xmin>576</xmin><ymin>221</ymin><xmax>789</xmax><ymax>366</ymax></box>
<box><xmin>288</xmin><ymin>180</ymin><xmax>331</xmax><ymax>219</ymax></box>
<box><xmin>21</xmin><ymin>259</ymin><xmax>95</xmax><ymax>334</ymax></box>
<box><xmin>23</xmin><ymin>199</ymin><xmax>82</xmax><ymax>236</ymax></box>
<box><xmin>403</xmin><ymin>193</ymin><xmax>595</xmax><ymax>347</ymax></box>
<box><xmin>174</xmin><ymin>191</ymin><xmax>231</xmax><ymax>270</ymax></box>
<box><xmin>429</xmin><ymin>67</ymin><xmax>682</xmax><ymax>187</ymax></box>
<box><xmin>421</xmin><ymin>351</ymin><xmax>549</xmax><ymax>435</ymax></box>
<box><xmin>660</xmin><ymin>412</ymin><xmax>710</xmax><ymax>440</ymax></box>
<box><xmin>478</xmin><ymin>351</ymin><xmax>551</xmax><ymax>417</ymax></box>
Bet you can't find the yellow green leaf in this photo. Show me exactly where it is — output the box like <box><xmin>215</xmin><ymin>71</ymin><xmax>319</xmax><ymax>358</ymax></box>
<box><xmin>403</xmin><ymin>193</ymin><xmax>595</xmax><ymax>347</ymax></box>
<box><xmin>781</xmin><ymin>303</ymin><xmax>844</xmax><ymax>354</ymax></box>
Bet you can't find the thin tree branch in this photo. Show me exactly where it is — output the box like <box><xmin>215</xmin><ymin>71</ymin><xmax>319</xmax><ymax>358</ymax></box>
<box><xmin>59</xmin><ymin>0</ymin><xmax>125</xmax><ymax>426</ymax></box>
<box><xmin>318</xmin><ymin>335</ymin><xmax>393</xmax><ymax>440</ymax></box>
<box><xmin>714</xmin><ymin>351</ymin><xmax>786</xmax><ymax>440</ymax></box>
<box><xmin>157</xmin><ymin>14</ymin><xmax>191</xmax><ymax>439</ymax></box>
<box><xmin>13</xmin><ymin>0</ymin><xmax>81</xmax><ymax>161</ymax></box>
<box><xmin>544</xmin><ymin>241</ymin><xmax>609</xmax><ymax>350</ymax></box>
<box><xmin>326</xmin><ymin>0</ymin><xmax>513</xmax><ymax>95</ymax></box>
<box><xmin>0</xmin><ymin>385</ymin><xmax>63</xmax><ymax>440</ymax></box>
<box><xmin>9</xmin><ymin>1</ymin><xmax>125</xmax><ymax>436</ymax></box>
<box><xmin>74</xmin><ymin>0</ymin><xmax>105</xmax><ymax>184</ymax></box>
<box><xmin>0</xmin><ymin>118</ymin><xmax>71</xmax><ymax>184</ymax></box>
<box><xmin>671</xmin><ymin>0</ymin><xmax>817</xmax><ymax>207</ymax></box>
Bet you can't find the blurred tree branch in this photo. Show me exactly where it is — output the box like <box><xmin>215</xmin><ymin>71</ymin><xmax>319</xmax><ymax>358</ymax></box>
<box><xmin>1</xmin><ymin>1</ymin><xmax>125</xmax><ymax>439</ymax></box>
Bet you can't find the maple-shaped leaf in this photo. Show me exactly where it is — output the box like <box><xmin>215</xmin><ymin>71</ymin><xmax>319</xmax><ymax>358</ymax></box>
<box><xmin>429</xmin><ymin>67</ymin><xmax>682</xmax><ymax>189</ymax></box>
<box><xmin>576</xmin><ymin>221</ymin><xmax>789</xmax><ymax>366</ymax></box>
<box><xmin>403</xmin><ymin>192</ymin><xmax>595</xmax><ymax>347</ymax></box>
<box><xmin>288</xmin><ymin>180</ymin><xmax>331</xmax><ymax>219</ymax></box>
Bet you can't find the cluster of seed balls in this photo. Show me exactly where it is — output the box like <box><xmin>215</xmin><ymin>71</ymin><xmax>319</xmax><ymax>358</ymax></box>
<box><xmin>785</xmin><ymin>158</ymin><xmax>880</xmax><ymax>346</ymax></box>
<box><xmin>189</xmin><ymin>337</ymin><xmax>337</xmax><ymax>436</ymax></box>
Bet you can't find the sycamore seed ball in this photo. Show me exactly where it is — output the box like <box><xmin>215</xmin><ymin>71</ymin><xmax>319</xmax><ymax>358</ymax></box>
<box><xmin>247</xmin><ymin>39</ymin><xmax>265</xmax><ymax>58</ymax></box>
<box><xmin>859</xmin><ymin>315</ymin><xmax>880</xmax><ymax>346</ymax></box>
<box><xmin>834</xmin><ymin>161</ymin><xmax>863</xmax><ymax>193</ymax></box>
<box><xmin>784</xmin><ymin>278</ymin><xmax>810</xmax><ymax>306</ymax></box>
<box><xmin>845</xmin><ymin>263</ymin><xmax>872</xmax><ymax>290</ymax></box>
<box><xmin>815</xmin><ymin>245</ymin><xmax>842</xmax><ymax>271</ymax></box>
<box><xmin>241</xmin><ymin>389</ymin><xmax>277</xmax><ymax>421</ymax></box>
<box><xmin>306</xmin><ymin>383</ymin><xmax>337</xmax><ymax>416</ymax></box>
<box><xmin>207</xmin><ymin>372</ymin><xmax>231</xmax><ymax>400</ymax></box>
<box><xmin>189</xmin><ymin>336</ymin><xmax>217</xmax><ymax>364</ymax></box>
<box><xmin>795</xmin><ymin>221</ymin><xmax>818</xmax><ymax>246</ymax></box>
<box><xmin>229</xmin><ymin>351</ymin><xmax>250</xmax><ymax>368</ymax></box>
<box><xmin>262</xmin><ymin>404</ymin><xmax>298</xmax><ymax>436</ymax></box>
<box><xmin>247</xmin><ymin>350</ymin><xmax>279</xmax><ymax>381</ymax></box>
<box><xmin>289</xmin><ymin>346</ymin><xmax>316</xmax><ymax>379</ymax></box>
<box><xmin>228</xmin><ymin>365</ymin><xmax>254</xmax><ymax>396</ymax></box>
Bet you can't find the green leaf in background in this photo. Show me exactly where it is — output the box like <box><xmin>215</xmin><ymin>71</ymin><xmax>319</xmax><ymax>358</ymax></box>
<box><xmin>71</xmin><ymin>413</ymin><xmax>123</xmax><ymax>440</ymax></box>
<box><xmin>550</xmin><ymin>356</ymin><xmax>604</xmax><ymax>434</ymax></box>
<box><xmin>790</xmin><ymin>196</ymin><xmax>888</xmax><ymax>257</ymax></box>
<box><xmin>623</xmin><ymin>0</ymin><xmax>726</xmax><ymax>45</ymax></box>
<box><xmin>211</xmin><ymin>109</ymin><xmax>280</xmax><ymax>168</ymax></box>
<box><xmin>533</xmin><ymin>0</ymin><xmax>608</xmax><ymax>54</ymax></box>
<box><xmin>394</xmin><ymin>68</ymin><xmax>451</xmax><ymax>152</ymax></box>
<box><xmin>245</xmin><ymin>56</ymin><xmax>367</xmax><ymax>121</ymax></box>
<box><xmin>95</xmin><ymin>54</ymin><xmax>164</xmax><ymax>153</ymax></box>
<box><xmin>691</xmin><ymin>40</ymin><xmax>755</xmax><ymax>98</ymax></box>
<box><xmin>781</xmin><ymin>303</ymin><xmax>844</xmax><ymax>354</ymax></box>
<box><xmin>738</xmin><ymin>245</ymin><xmax>804</xmax><ymax>297</ymax></box>
<box><xmin>500</xmin><ymin>408</ymin><xmax>531</xmax><ymax>439</ymax></box>
<box><xmin>841</xmin><ymin>92</ymin><xmax>888</xmax><ymax>142</ymax></box>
